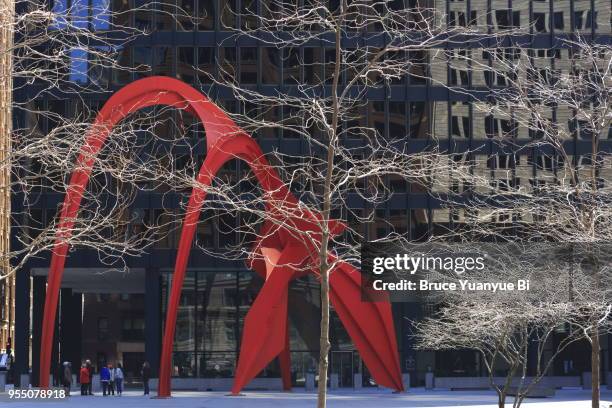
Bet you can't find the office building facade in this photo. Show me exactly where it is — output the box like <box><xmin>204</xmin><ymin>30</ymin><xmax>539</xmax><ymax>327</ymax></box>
<box><xmin>11</xmin><ymin>0</ymin><xmax>612</xmax><ymax>389</ymax></box>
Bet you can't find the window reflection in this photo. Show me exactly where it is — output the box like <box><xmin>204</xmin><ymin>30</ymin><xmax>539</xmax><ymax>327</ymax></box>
<box><xmin>69</xmin><ymin>49</ymin><xmax>88</xmax><ymax>84</ymax></box>
<box><xmin>111</xmin><ymin>0</ymin><xmax>130</xmax><ymax>27</ymax></box>
<box><xmin>134</xmin><ymin>0</ymin><xmax>152</xmax><ymax>31</ymax></box>
<box><xmin>388</xmin><ymin>101</ymin><xmax>407</xmax><ymax>139</ymax></box>
<box><xmin>177</xmin><ymin>0</ymin><xmax>194</xmax><ymax>31</ymax></box>
<box><xmin>240</xmin><ymin>48</ymin><xmax>258</xmax><ymax>84</ymax></box>
<box><xmin>154</xmin><ymin>47</ymin><xmax>174</xmax><ymax>76</ymax></box>
<box><xmin>288</xmin><ymin>275</ymin><xmax>320</xmax><ymax>351</ymax></box>
<box><xmin>219</xmin><ymin>48</ymin><xmax>236</xmax><ymax>82</ymax></box>
<box><xmin>91</xmin><ymin>0</ymin><xmax>111</xmax><ymax>30</ymax></box>
<box><xmin>157</xmin><ymin>0</ymin><xmax>176</xmax><ymax>30</ymax></box>
<box><xmin>177</xmin><ymin>47</ymin><xmax>195</xmax><ymax>83</ymax></box>
<box><xmin>283</xmin><ymin>48</ymin><xmax>300</xmax><ymax>84</ymax></box>
<box><xmin>133</xmin><ymin>47</ymin><xmax>152</xmax><ymax>79</ymax></box>
<box><xmin>304</xmin><ymin>48</ymin><xmax>322</xmax><ymax>85</ymax></box>
<box><xmin>197</xmin><ymin>47</ymin><xmax>215</xmax><ymax>84</ymax></box>
<box><xmin>220</xmin><ymin>0</ymin><xmax>236</xmax><ymax>29</ymax></box>
<box><xmin>262</xmin><ymin>48</ymin><xmax>280</xmax><ymax>85</ymax></box>
<box><xmin>198</xmin><ymin>272</ymin><xmax>238</xmax><ymax>352</ymax></box>
<box><xmin>175</xmin><ymin>271</ymin><xmax>196</xmax><ymax>352</ymax></box>
<box><xmin>198</xmin><ymin>0</ymin><xmax>215</xmax><ymax>30</ymax></box>
<box><xmin>409</xmin><ymin>102</ymin><xmax>428</xmax><ymax>138</ymax></box>
<box><xmin>199</xmin><ymin>352</ymin><xmax>236</xmax><ymax>378</ymax></box>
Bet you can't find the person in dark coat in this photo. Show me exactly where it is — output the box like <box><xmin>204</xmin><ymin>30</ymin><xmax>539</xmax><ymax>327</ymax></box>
<box><xmin>85</xmin><ymin>359</ymin><xmax>93</xmax><ymax>395</ymax></box>
<box><xmin>62</xmin><ymin>362</ymin><xmax>72</xmax><ymax>396</ymax></box>
<box><xmin>141</xmin><ymin>361</ymin><xmax>151</xmax><ymax>395</ymax></box>
<box><xmin>108</xmin><ymin>363</ymin><xmax>115</xmax><ymax>395</ymax></box>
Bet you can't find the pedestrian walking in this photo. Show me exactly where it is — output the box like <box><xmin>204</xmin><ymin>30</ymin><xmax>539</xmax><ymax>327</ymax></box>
<box><xmin>79</xmin><ymin>363</ymin><xmax>90</xmax><ymax>396</ymax></box>
<box><xmin>100</xmin><ymin>364</ymin><xmax>110</xmax><ymax>396</ymax></box>
<box><xmin>85</xmin><ymin>359</ymin><xmax>93</xmax><ymax>395</ymax></box>
<box><xmin>114</xmin><ymin>363</ymin><xmax>124</xmax><ymax>396</ymax></box>
<box><xmin>108</xmin><ymin>363</ymin><xmax>115</xmax><ymax>395</ymax></box>
<box><xmin>141</xmin><ymin>361</ymin><xmax>151</xmax><ymax>395</ymax></box>
<box><xmin>62</xmin><ymin>362</ymin><xmax>72</xmax><ymax>397</ymax></box>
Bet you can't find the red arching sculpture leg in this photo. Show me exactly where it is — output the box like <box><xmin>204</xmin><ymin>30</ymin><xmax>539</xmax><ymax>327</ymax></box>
<box><xmin>38</xmin><ymin>76</ymin><xmax>404</xmax><ymax>395</ymax></box>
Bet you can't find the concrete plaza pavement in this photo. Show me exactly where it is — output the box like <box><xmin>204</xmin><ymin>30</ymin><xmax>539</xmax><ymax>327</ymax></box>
<box><xmin>0</xmin><ymin>387</ymin><xmax>611</xmax><ymax>407</ymax></box>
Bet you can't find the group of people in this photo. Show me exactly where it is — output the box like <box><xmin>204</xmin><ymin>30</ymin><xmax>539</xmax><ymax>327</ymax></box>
<box><xmin>60</xmin><ymin>359</ymin><xmax>124</xmax><ymax>396</ymax></box>
<box><xmin>60</xmin><ymin>360</ymin><xmax>151</xmax><ymax>397</ymax></box>
<box><xmin>80</xmin><ymin>360</ymin><xmax>124</xmax><ymax>396</ymax></box>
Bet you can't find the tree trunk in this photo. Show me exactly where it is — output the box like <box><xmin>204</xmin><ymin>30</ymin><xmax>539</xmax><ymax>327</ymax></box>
<box><xmin>0</xmin><ymin>0</ymin><xmax>13</xmax><ymax>350</ymax></box>
<box><xmin>591</xmin><ymin>328</ymin><xmax>600</xmax><ymax>408</ymax></box>
<box><xmin>317</xmin><ymin>262</ymin><xmax>331</xmax><ymax>408</ymax></box>
<box><xmin>498</xmin><ymin>392</ymin><xmax>506</xmax><ymax>408</ymax></box>
<box><xmin>317</xmin><ymin>2</ymin><xmax>345</xmax><ymax>407</ymax></box>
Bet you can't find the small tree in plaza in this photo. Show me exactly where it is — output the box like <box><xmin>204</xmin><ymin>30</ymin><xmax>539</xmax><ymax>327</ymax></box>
<box><xmin>414</xmin><ymin>243</ymin><xmax>608</xmax><ymax>408</ymax></box>
<box><xmin>423</xmin><ymin>35</ymin><xmax>612</xmax><ymax>407</ymax></box>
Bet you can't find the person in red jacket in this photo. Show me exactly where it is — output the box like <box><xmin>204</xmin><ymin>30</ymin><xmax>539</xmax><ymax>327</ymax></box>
<box><xmin>79</xmin><ymin>363</ymin><xmax>90</xmax><ymax>396</ymax></box>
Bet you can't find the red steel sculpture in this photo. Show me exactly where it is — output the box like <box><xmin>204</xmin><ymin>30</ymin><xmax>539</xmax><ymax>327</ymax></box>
<box><xmin>38</xmin><ymin>77</ymin><xmax>404</xmax><ymax>395</ymax></box>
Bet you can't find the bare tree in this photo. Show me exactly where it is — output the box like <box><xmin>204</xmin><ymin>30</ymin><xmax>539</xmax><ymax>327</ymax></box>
<box><xmin>162</xmin><ymin>1</ymin><xmax>508</xmax><ymax>406</ymax></box>
<box><xmin>413</xmin><ymin>243</ymin><xmax>604</xmax><ymax>408</ymax></box>
<box><xmin>1</xmin><ymin>0</ymin><xmax>196</xmax><ymax>351</ymax></box>
<box><xmin>426</xmin><ymin>35</ymin><xmax>612</xmax><ymax>407</ymax></box>
<box><xmin>3</xmin><ymin>0</ymin><xmax>204</xmax><ymax>274</ymax></box>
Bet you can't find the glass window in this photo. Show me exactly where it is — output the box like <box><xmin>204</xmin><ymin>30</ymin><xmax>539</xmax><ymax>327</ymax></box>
<box><xmin>177</xmin><ymin>0</ymin><xmax>195</xmax><ymax>31</ymax></box>
<box><xmin>220</xmin><ymin>0</ymin><xmax>236</xmax><ymax>29</ymax></box>
<box><xmin>69</xmin><ymin>49</ymin><xmax>88</xmax><ymax>84</ymax></box>
<box><xmin>388</xmin><ymin>102</ymin><xmax>406</xmax><ymax>139</ymax></box>
<box><xmin>154</xmin><ymin>47</ymin><xmax>174</xmax><ymax>76</ymax></box>
<box><xmin>262</xmin><ymin>48</ymin><xmax>280</xmax><ymax>85</ymax></box>
<box><xmin>324</xmin><ymin>48</ymin><xmax>336</xmax><ymax>85</ymax></box>
<box><xmin>493</xmin><ymin>9</ymin><xmax>521</xmax><ymax>29</ymax></box>
<box><xmin>112</xmin><ymin>47</ymin><xmax>132</xmax><ymax>84</ymax></box>
<box><xmin>344</xmin><ymin>104</ymin><xmax>368</xmax><ymax>140</ymax></box>
<box><xmin>219</xmin><ymin>47</ymin><xmax>236</xmax><ymax>82</ymax></box>
<box><xmin>198</xmin><ymin>0</ymin><xmax>215</xmax><ymax>30</ymax></box>
<box><xmin>173</xmin><ymin>352</ymin><xmax>196</xmax><ymax>377</ymax></box>
<box><xmin>97</xmin><ymin>317</ymin><xmax>109</xmax><ymax>341</ymax></box>
<box><xmin>553</xmin><ymin>12</ymin><xmax>564</xmax><ymax>30</ymax></box>
<box><xmin>111</xmin><ymin>0</ymin><xmax>130</xmax><ymax>26</ymax></box>
<box><xmin>197</xmin><ymin>272</ymin><xmax>239</xmax><ymax>353</ymax></box>
<box><xmin>240</xmin><ymin>48</ymin><xmax>258</xmax><ymax>84</ymax></box>
<box><xmin>288</xmin><ymin>275</ymin><xmax>320</xmax><ymax>351</ymax></box>
<box><xmin>133</xmin><ymin>47</ymin><xmax>152</xmax><ymax>79</ymax></box>
<box><xmin>369</xmin><ymin>101</ymin><xmax>385</xmax><ymax>138</ymax></box>
<box><xmin>390</xmin><ymin>209</ymin><xmax>408</xmax><ymax>234</ymax></box>
<box><xmin>260</xmin><ymin>104</ymin><xmax>281</xmax><ymax>138</ymax></box>
<box><xmin>409</xmin><ymin>50</ymin><xmax>427</xmax><ymax>84</ymax></box>
<box><xmin>283</xmin><ymin>48</ymin><xmax>301</xmax><ymax>85</ymax></box>
<box><xmin>241</xmin><ymin>0</ymin><xmax>257</xmax><ymax>29</ymax></box>
<box><xmin>91</xmin><ymin>0</ymin><xmax>111</xmax><ymax>30</ymax></box>
<box><xmin>198</xmin><ymin>352</ymin><xmax>236</xmax><ymax>378</ymax></box>
<box><xmin>409</xmin><ymin>102</ymin><xmax>428</xmax><ymax>139</ymax></box>
<box><xmin>157</xmin><ymin>0</ymin><xmax>175</xmax><ymax>30</ymax></box>
<box><xmin>177</xmin><ymin>47</ymin><xmax>195</xmax><ymax>83</ymax></box>
<box><xmin>195</xmin><ymin>209</ymin><xmax>215</xmax><ymax>248</ymax></box>
<box><xmin>304</xmin><ymin>48</ymin><xmax>322</xmax><ymax>85</ymax></box>
<box><xmin>175</xmin><ymin>272</ymin><xmax>196</xmax><ymax>352</ymax></box>
<box><xmin>533</xmin><ymin>12</ymin><xmax>547</xmax><ymax>32</ymax></box>
<box><xmin>134</xmin><ymin>0</ymin><xmax>152</xmax><ymax>31</ymax></box>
